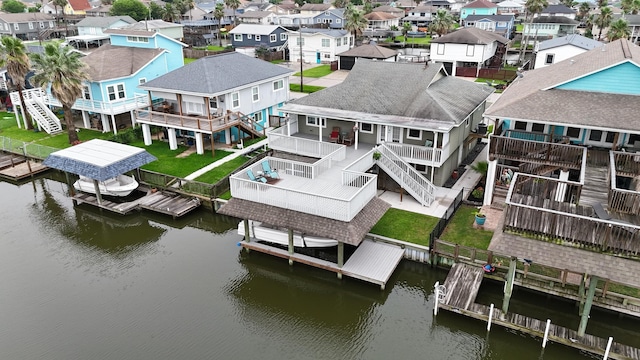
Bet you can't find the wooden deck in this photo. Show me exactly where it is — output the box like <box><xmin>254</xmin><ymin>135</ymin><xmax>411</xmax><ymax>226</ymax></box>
<box><xmin>441</xmin><ymin>263</ymin><xmax>485</xmax><ymax>310</ymax></box>
<box><xmin>240</xmin><ymin>239</ymin><xmax>405</xmax><ymax>289</ymax></box>
<box><xmin>73</xmin><ymin>190</ymin><xmax>201</xmax><ymax>218</ymax></box>
<box><xmin>0</xmin><ymin>160</ymin><xmax>49</xmax><ymax>180</ymax></box>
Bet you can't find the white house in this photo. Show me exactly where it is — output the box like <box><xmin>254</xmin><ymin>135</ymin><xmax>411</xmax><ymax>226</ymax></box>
<box><xmin>290</xmin><ymin>28</ymin><xmax>351</xmax><ymax>64</ymax></box>
<box><xmin>117</xmin><ymin>20</ymin><xmax>185</xmax><ymax>41</ymax></box>
<box><xmin>65</xmin><ymin>16</ymin><xmax>136</xmax><ymax>48</ymax></box>
<box><xmin>534</xmin><ymin>34</ymin><xmax>603</xmax><ymax>69</ymax></box>
<box><xmin>429</xmin><ymin>27</ymin><xmax>509</xmax><ymax>76</ymax></box>
<box><xmin>496</xmin><ymin>0</ymin><xmax>524</xmax><ymax>15</ymax></box>
<box><xmin>363</xmin><ymin>11</ymin><xmax>402</xmax><ymax>30</ymax></box>
<box><xmin>536</xmin><ymin>4</ymin><xmax>576</xmax><ymax>20</ymax></box>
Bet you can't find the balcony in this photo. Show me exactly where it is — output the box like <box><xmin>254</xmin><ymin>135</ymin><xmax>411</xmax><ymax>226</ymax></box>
<box><xmin>609</xmin><ymin>151</ymin><xmax>640</xmax><ymax>215</ymax></box>
<box><xmin>268</xmin><ymin>126</ymin><xmax>346</xmax><ymax>160</ymax></box>
<box><xmin>489</xmin><ymin>134</ymin><xmax>585</xmax><ymax>170</ymax></box>
<box><xmin>383</xmin><ymin>142</ymin><xmax>446</xmax><ymax>167</ymax></box>
<box><xmin>43</xmin><ymin>93</ymin><xmax>150</xmax><ymax>115</ymax></box>
<box><xmin>135</xmin><ymin>108</ymin><xmax>264</xmax><ymax>136</ymax></box>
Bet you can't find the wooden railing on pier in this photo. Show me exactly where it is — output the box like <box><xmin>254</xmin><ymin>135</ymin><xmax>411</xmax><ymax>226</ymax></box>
<box><xmin>502</xmin><ymin>129</ymin><xmax>569</xmax><ymax>144</ymax></box>
<box><xmin>489</xmin><ymin>135</ymin><xmax>584</xmax><ymax>170</ymax></box>
<box><xmin>511</xmin><ymin>173</ymin><xmax>582</xmax><ymax>204</ymax></box>
<box><xmin>609</xmin><ymin>151</ymin><xmax>640</xmax><ymax>215</ymax></box>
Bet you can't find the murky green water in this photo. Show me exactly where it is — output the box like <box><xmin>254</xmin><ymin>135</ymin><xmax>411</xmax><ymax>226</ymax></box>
<box><xmin>1</xmin><ymin>174</ymin><xmax>637</xmax><ymax>360</ymax></box>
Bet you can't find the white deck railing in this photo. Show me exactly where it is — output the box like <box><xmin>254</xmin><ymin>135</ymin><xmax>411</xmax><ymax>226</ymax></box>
<box><xmin>231</xmin><ymin>157</ymin><xmax>377</xmax><ymax>221</ymax></box>
<box><xmin>12</xmin><ymin>89</ymin><xmax>149</xmax><ymax>116</ymax></box>
<box><xmin>384</xmin><ymin>142</ymin><xmax>446</xmax><ymax>166</ymax></box>
<box><xmin>268</xmin><ymin>127</ymin><xmax>346</xmax><ymax>160</ymax></box>
<box><xmin>378</xmin><ymin>144</ymin><xmax>436</xmax><ymax>206</ymax></box>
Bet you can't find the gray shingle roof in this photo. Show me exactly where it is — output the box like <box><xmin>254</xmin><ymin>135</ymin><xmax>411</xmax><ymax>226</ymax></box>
<box><xmin>285</xmin><ymin>60</ymin><xmax>493</xmax><ymax>131</ymax></box>
<box><xmin>464</xmin><ymin>14</ymin><xmax>515</xmax><ymax>22</ymax></box>
<box><xmin>299</xmin><ymin>3</ymin><xmax>332</xmax><ymax>11</ymax></box>
<box><xmin>74</xmin><ymin>15</ymin><xmax>136</xmax><ymax>28</ymax></box>
<box><xmin>337</xmin><ymin>43</ymin><xmax>398</xmax><ymax>58</ymax></box>
<box><xmin>541</xmin><ymin>4</ymin><xmax>576</xmax><ymax>14</ymax></box>
<box><xmin>0</xmin><ymin>13</ymin><xmax>54</xmax><ymax>23</ymax></box>
<box><xmin>237</xmin><ymin>11</ymin><xmax>272</xmax><ymax>18</ymax></box>
<box><xmin>537</xmin><ymin>34</ymin><xmax>603</xmax><ymax>51</ymax></box>
<box><xmin>532</xmin><ymin>16</ymin><xmax>579</xmax><ymax>24</ymax></box>
<box><xmin>299</xmin><ymin>28</ymin><xmax>349</xmax><ymax>37</ymax></box>
<box><xmin>82</xmin><ymin>44</ymin><xmax>163</xmax><ymax>81</ymax></box>
<box><xmin>217</xmin><ymin>197</ymin><xmax>391</xmax><ymax>246</ymax></box>
<box><xmin>431</xmin><ymin>27</ymin><xmax>509</xmax><ymax>45</ymax></box>
<box><xmin>485</xmin><ymin>39</ymin><xmax>640</xmax><ymax>133</ymax></box>
<box><xmin>139</xmin><ymin>52</ymin><xmax>293</xmax><ymax>95</ymax></box>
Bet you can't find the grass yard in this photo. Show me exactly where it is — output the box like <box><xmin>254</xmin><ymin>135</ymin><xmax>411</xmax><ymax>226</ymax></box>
<box><xmin>439</xmin><ymin>205</ymin><xmax>494</xmax><ymax>250</ymax></box>
<box><xmin>194</xmin><ymin>45</ymin><xmax>226</xmax><ymax>51</ymax></box>
<box><xmin>271</xmin><ymin>59</ymin><xmax>285</xmax><ymax>64</ymax></box>
<box><xmin>37</xmin><ymin>128</ymin><xmax>112</xmax><ymax>148</ymax></box>
<box><xmin>516</xmin><ymin>24</ymin><xmax>524</xmax><ymax>32</ymax></box>
<box><xmin>369</xmin><ymin>208</ymin><xmax>439</xmax><ymax>247</ymax></box>
<box><xmin>195</xmin><ymin>156</ymin><xmax>250</xmax><ymax>183</ymax></box>
<box><xmin>184</xmin><ymin>58</ymin><xmax>197</xmax><ymax>64</ymax></box>
<box><xmin>293</xmin><ymin>64</ymin><xmax>333</xmax><ymax>78</ymax></box>
<box><xmin>290</xmin><ymin>84</ymin><xmax>325</xmax><ymax>93</ymax></box>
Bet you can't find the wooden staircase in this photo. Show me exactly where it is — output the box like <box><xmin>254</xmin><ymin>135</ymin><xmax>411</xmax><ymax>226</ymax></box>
<box><xmin>491</xmin><ymin>185</ymin><xmax>509</xmax><ymax>210</ymax></box>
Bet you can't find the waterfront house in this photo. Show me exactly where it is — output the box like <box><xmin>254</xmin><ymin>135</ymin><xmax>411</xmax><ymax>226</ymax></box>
<box><xmin>312</xmin><ymin>8</ymin><xmax>346</xmax><ymax>29</ymax></box>
<box><xmin>460</xmin><ymin>0</ymin><xmax>498</xmax><ymax>22</ymax></box>
<box><xmin>290</xmin><ymin>28</ymin><xmax>351</xmax><ymax>64</ymax></box>
<box><xmin>136</xmin><ymin>52</ymin><xmax>293</xmax><ymax>155</ymax></box>
<box><xmin>463</xmin><ymin>14</ymin><xmax>515</xmax><ymax>39</ymax></box>
<box><xmin>533</xmin><ymin>34</ymin><xmax>602</xmax><ymax>69</ymax></box>
<box><xmin>229</xmin><ymin>24</ymin><xmax>289</xmax><ymax>57</ymax></box>
<box><xmin>237</xmin><ymin>11</ymin><xmax>276</xmax><ymax>25</ymax></box>
<box><xmin>298</xmin><ymin>3</ymin><xmax>333</xmax><ymax>15</ymax></box>
<box><xmin>116</xmin><ymin>20</ymin><xmax>185</xmax><ymax>41</ymax></box>
<box><xmin>363</xmin><ymin>12</ymin><xmax>402</xmax><ymax>31</ymax></box>
<box><xmin>402</xmin><ymin>6</ymin><xmax>438</xmax><ymax>27</ymax></box>
<box><xmin>64</xmin><ymin>0</ymin><xmax>92</xmax><ymax>15</ymax></box>
<box><xmin>430</xmin><ymin>27</ymin><xmax>509</xmax><ymax>76</ymax></box>
<box><xmin>496</xmin><ymin>1</ymin><xmax>524</xmax><ymax>16</ymax></box>
<box><xmin>0</xmin><ymin>13</ymin><xmax>56</xmax><ymax>41</ymax></box>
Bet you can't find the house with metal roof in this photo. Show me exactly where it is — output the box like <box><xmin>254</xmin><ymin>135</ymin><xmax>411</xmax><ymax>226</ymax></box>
<box><xmin>336</xmin><ymin>43</ymin><xmax>398</xmax><ymax>70</ymax></box>
<box><xmin>460</xmin><ymin>0</ymin><xmax>497</xmax><ymax>21</ymax></box>
<box><xmin>229</xmin><ymin>24</ymin><xmax>289</xmax><ymax>56</ymax></box>
<box><xmin>430</xmin><ymin>27</ymin><xmax>510</xmax><ymax>76</ymax></box>
<box><xmin>533</xmin><ymin>34</ymin><xmax>603</xmax><ymax>69</ymax></box>
<box><xmin>289</xmin><ymin>28</ymin><xmax>351</xmax><ymax>63</ymax></box>
<box><xmin>496</xmin><ymin>0</ymin><xmax>524</xmax><ymax>16</ymax></box>
<box><xmin>463</xmin><ymin>14</ymin><xmax>515</xmax><ymax>39</ymax></box>
<box><xmin>135</xmin><ymin>52</ymin><xmax>293</xmax><ymax>155</ymax></box>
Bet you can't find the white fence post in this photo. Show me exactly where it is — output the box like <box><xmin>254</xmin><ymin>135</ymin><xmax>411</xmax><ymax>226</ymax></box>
<box><xmin>487</xmin><ymin>303</ymin><xmax>494</xmax><ymax>331</ymax></box>
<box><xmin>542</xmin><ymin>319</ymin><xmax>551</xmax><ymax>348</ymax></box>
<box><xmin>603</xmin><ymin>337</ymin><xmax>613</xmax><ymax>360</ymax></box>
<box><xmin>433</xmin><ymin>281</ymin><xmax>439</xmax><ymax>316</ymax></box>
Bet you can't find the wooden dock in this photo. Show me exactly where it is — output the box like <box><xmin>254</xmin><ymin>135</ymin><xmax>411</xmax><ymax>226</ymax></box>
<box><xmin>437</xmin><ymin>263</ymin><xmax>640</xmax><ymax>359</ymax></box>
<box><xmin>73</xmin><ymin>190</ymin><xmax>201</xmax><ymax>218</ymax></box>
<box><xmin>0</xmin><ymin>154</ymin><xmax>49</xmax><ymax>180</ymax></box>
<box><xmin>240</xmin><ymin>239</ymin><xmax>405</xmax><ymax>289</ymax></box>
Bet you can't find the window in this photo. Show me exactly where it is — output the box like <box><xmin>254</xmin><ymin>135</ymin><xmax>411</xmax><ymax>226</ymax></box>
<box><xmin>566</xmin><ymin>127</ymin><xmax>580</xmax><ymax>138</ymax></box>
<box><xmin>605</xmin><ymin>131</ymin><xmax>615</xmax><ymax>143</ymax></box>
<box><xmin>514</xmin><ymin>121</ymin><xmax>527</xmax><ymax>130</ymax></box>
<box><xmin>407</xmin><ymin>129</ymin><xmax>422</xmax><ymax>140</ymax></box>
<box><xmin>14</xmin><ymin>23</ymin><xmax>19</xmax><ymax>31</ymax></box>
<box><xmin>270</xmin><ymin>34</ymin><xmax>276</xmax><ymax>42</ymax></box>
<box><xmin>412</xmin><ymin>163</ymin><xmax>427</xmax><ymax>172</ymax></box>
<box><xmin>437</xmin><ymin>43</ymin><xmax>445</xmax><ymax>55</ymax></box>
<box><xmin>498</xmin><ymin>21</ymin><xmax>506</xmax><ymax>27</ymax></box>
<box><xmin>273</xmin><ymin>79</ymin><xmax>284</xmax><ymax>91</ymax></box>
<box><xmin>336</xmin><ymin>38</ymin><xmax>341</xmax><ymax>46</ymax></box>
<box><xmin>39</xmin><ymin>22</ymin><xmax>45</xmax><ymax>29</ymax></box>
<box><xmin>126</xmin><ymin>36</ymin><xmax>148</xmax><ymax>43</ymax></box>
<box><xmin>106</xmin><ymin>83</ymin><xmax>125</xmax><ymax>101</ymax></box>
<box><xmin>254</xmin><ymin>112</ymin><xmax>263</xmax><ymax>122</ymax></box>
<box><xmin>29</xmin><ymin>22</ymin><xmax>34</xmax><ymax>30</ymax></box>
<box><xmin>82</xmin><ymin>86</ymin><xmax>91</xmax><ymax>100</ymax></box>
<box><xmin>280</xmin><ymin>33</ymin><xmax>287</xmax><ymax>41</ymax></box>
<box><xmin>138</xmin><ymin>78</ymin><xmax>146</xmax><ymax>84</ymax></box>
<box><xmin>231</xmin><ymin>92</ymin><xmax>239</xmax><ymax>108</ymax></box>
<box><xmin>296</xmin><ymin>37</ymin><xmax>305</xmax><ymax>46</ymax></box>
<box><xmin>252</xmin><ymin>86</ymin><xmax>259</xmax><ymax>102</ymax></box>
<box><xmin>255</xmin><ymin>35</ymin><xmax>261</xmax><ymax>41</ymax></box>
<box><xmin>306</xmin><ymin>116</ymin><xmax>326</xmax><ymax>127</ymax></box>
<box><xmin>531</xmin><ymin>123</ymin><xmax>545</xmax><ymax>133</ymax></box>
<box><xmin>234</xmin><ymin>34</ymin><xmax>242</xmax><ymax>41</ymax></box>
<box><xmin>49</xmin><ymin>21</ymin><xmax>54</xmax><ymax>28</ymax></box>
<box><xmin>466</xmin><ymin>45</ymin><xmax>474</xmax><ymax>56</ymax></box>
<box><xmin>247</xmin><ymin>34</ymin><xmax>252</xmax><ymax>39</ymax></box>
<box><xmin>589</xmin><ymin>130</ymin><xmax>602</xmax><ymax>141</ymax></box>
<box><xmin>322</xmin><ymin>39</ymin><xmax>330</xmax><ymax>47</ymax></box>
<box><xmin>317</xmin><ymin>18</ymin><xmax>321</xmax><ymax>23</ymax></box>
<box><xmin>185</xmin><ymin>102</ymin><xmax>204</xmax><ymax>115</ymax></box>
<box><xmin>336</xmin><ymin>19</ymin><xmax>341</xmax><ymax>23</ymax></box>
<box><xmin>209</xmin><ymin>97</ymin><xmax>217</xmax><ymax>109</ymax></box>
<box><xmin>545</xmin><ymin>54</ymin><xmax>554</xmax><ymax>64</ymax></box>
<box><xmin>323</xmin><ymin>53</ymin><xmax>330</xmax><ymax>59</ymax></box>
<box><xmin>360</xmin><ymin>123</ymin><xmax>373</xmax><ymax>133</ymax></box>
<box><xmin>4</xmin><ymin>24</ymin><xmax>8</xmax><ymax>31</ymax></box>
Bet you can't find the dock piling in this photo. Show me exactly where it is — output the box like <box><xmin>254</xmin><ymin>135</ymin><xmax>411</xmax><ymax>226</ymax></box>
<box><xmin>603</xmin><ymin>337</ymin><xmax>613</xmax><ymax>360</ymax></box>
<box><xmin>578</xmin><ymin>275</ymin><xmax>599</xmax><ymax>337</ymax></box>
<box><xmin>542</xmin><ymin>319</ymin><xmax>551</xmax><ymax>348</ymax></box>
<box><xmin>502</xmin><ymin>256</ymin><xmax>517</xmax><ymax>317</ymax></box>
<box><xmin>434</xmin><ymin>281</ymin><xmax>440</xmax><ymax>316</ymax></box>
<box><xmin>487</xmin><ymin>303</ymin><xmax>494</xmax><ymax>331</ymax></box>
<box><xmin>288</xmin><ymin>229</ymin><xmax>294</xmax><ymax>265</ymax></box>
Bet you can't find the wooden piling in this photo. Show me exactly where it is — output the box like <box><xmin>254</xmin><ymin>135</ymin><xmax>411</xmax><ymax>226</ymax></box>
<box><xmin>578</xmin><ymin>275</ymin><xmax>599</xmax><ymax>337</ymax></box>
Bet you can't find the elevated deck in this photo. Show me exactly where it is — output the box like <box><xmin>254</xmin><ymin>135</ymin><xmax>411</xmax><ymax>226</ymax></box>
<box><xmin>73</xmin><ymin>190</ymin><xmax>201</xmax><ymax>218</ymax></box>
<box><xmin>240</xmin><ymin>239</ymin><xmax>404</xmax><ymax>289</ymax></box>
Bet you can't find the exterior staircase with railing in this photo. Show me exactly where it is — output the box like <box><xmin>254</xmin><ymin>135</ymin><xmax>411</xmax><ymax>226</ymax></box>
<box><xmin>10</xmin><ymin>90</ymin><xmax>63</xmax><ymax>134</ymax></box>
<box><xmin>376</xmin><ymin>143</ymin><xmax>436</xmax><ymax>206</ymax></box>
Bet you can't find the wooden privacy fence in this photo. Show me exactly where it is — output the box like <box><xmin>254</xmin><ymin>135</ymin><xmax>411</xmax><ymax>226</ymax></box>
<box><xmin>455</xmin><ymin>67</ymin><xmax>517</xmax><ymax>81</ymax></box>
<box><xmin>489</xmin><ymin>135</ymin><xmax>584</xmax><ymax>170</ymax></box>
<box><xmin>183</xmin><ymin>47</ymin><xmax>234</xmax><ymax>59</ymax></box>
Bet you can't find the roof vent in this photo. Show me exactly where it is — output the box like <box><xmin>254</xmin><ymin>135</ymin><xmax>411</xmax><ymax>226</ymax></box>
<box><xmin>570</xmin><ymin>59</ymin><xmax>575</xmax><ymax>65</ymax></box>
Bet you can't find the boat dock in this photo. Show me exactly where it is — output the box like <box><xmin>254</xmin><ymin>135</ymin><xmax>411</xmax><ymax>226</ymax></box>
<box><xmin>0</xmin><ymin>153</ymin><xmax>49</xmax><ymax>180</ymax></box>
<box><xmin>241</xmin><ymin>239</ymin><xmax>405</xmax><ymax>289</ymax></box>
<box><xmin>437</xmin><ymin>263</ymin><xmax>640</xmax><ymax>360</ymax></box>
<box><xmin>73</xmin><ymin>190</ymin><xmax>201</xmax><ymax>218</ymax></box>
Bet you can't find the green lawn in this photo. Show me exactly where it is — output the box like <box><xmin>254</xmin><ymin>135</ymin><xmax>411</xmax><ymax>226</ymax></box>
<box><xmin>271</xmin><ymin>59</ymin><xmax>285</xmax><ymax>64</ymax></box>
<box><xmin>290</xmin><ymin>84</ymin><xmax>325</xmax><ymax>93</ymax></box>
<box><xmin>184</xmin><ymin>58</ymin><xmax>197</xmax><ymax>64</ymax></box>
<box><xmin>439</xmin><ymin>205</ymin><xmax>494</xmax><ymax>250</ymax></box>
<box><xmin>195</xmin><ymin>156</ymin><xmax>249</xmax><ymax>183</ymax></box>
<box><xmin>293</xmin><ymin>64</ymin><xmax>333</xmax><ymax>78</ymax></box>
<box><xmin>384</xmin><ymin>35</ymin><xmax>433</xmax><ymax>45</ymax></box>
<box><xmin>369</xmin><ymin>208</ymin><xmax>439</xmax><ymax>247</ymax></box>
<box><xmin>194</xmin><ymin>45</ymin><xmax>226</xmax><ymax>51</ymax></box>
<box><xmin>37</xmin><ymin>128</ymin><xmax>112</xmax><ymax>148</ymax></box>
<box><xmin>516</xmin><ymin>24</ymin><xmax>524</xmax><ymax>32</ymax></box>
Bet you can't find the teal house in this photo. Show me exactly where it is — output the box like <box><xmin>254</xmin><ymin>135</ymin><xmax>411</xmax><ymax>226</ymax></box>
<box><xmin>460</xmin><ymin>0</ymin><xmax>498</xmax><ymax>21</ymax></box>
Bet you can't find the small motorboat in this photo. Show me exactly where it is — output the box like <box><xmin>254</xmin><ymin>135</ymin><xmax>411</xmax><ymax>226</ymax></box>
<box><xmin>238</xmin><ymin>220</ymin><xmax>338</xmax><ymax>248</ymax></box>
<box><xmin>73</xmin><ymin>174</ymin><xmax>139</xmax><ymax>197</ymax></box>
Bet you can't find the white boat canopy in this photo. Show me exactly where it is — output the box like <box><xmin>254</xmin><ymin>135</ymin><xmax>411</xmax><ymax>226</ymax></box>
<box><xmin>43</xmin><ymin>139</ymin><xmax>157</xmax><ymax>181</ymax></box>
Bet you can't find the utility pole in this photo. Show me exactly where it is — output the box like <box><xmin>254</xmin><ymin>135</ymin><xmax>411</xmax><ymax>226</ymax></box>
<box><xmin>299</xmin><ymin>28</ymin><xmax>304</xmax><ymax>93</ymax></box>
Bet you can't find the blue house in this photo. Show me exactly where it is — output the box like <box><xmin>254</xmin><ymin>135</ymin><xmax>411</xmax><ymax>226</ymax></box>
<box><xmin>229</xmin><ymin>24</ymin><xmax>289</xmax><ymax>51</ymax></box>
<box><xmin>460</xmin><ymin>0</ymin><xmax>498</xmax><ymax>21</ymax></box>
<box><xmin>463</xmin><ymin>14</ymin><xmax>515</xmax><ymax>39</ymax></box>
<box><xmin>312</xmin><ymin>9</ymin><xmax>346</xmax><ymax>29</ymax></box>
<box><xmin>43</xmin><ymin>29</ymin><xmax>186</xmax><ymax>133</ymax></box>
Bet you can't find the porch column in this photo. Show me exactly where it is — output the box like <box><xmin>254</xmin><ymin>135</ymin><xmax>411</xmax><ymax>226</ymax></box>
<box><xmin>224</xmin><ymin>128</ymin><xmax>232</xmax><ymax>145</ymax></box>
<box><xmin>484</xmin><ymin>158</ymin><xmax>498</xmax><ymax>206</ymax></box>
<box><xmin>141</xmin><ymin>124</ymin><xmax>152</xmax><ymax>146</ymax></box>
<box><xmin>130</xmin><ymin>110</ymin><xmax>136</xmax><ymax>127</ymax></box>
<box><xmin>476</xmin><ymin>62</ymin><xmax>481</xmax><ymax>78</ymax></box>
<box><xmin>355</xmin><ymin>125</ymin><xmax>359</xmax><ymax>150</ymax></box>
<box><xmin>19</xmin><ymin>102</ymin><xmax>27</xmax><ymax>129</ymax></box>
<box><xmin>81</xmin><ymin>111</ymin><xmax>90</xmax><ymax>128</ymax></box>
<box><xmin>100</xmin><ymin>114</ymin><xmax>111</xmax><ymax>133</ymax></box>
<box><xmin>110</xmin><ymin>114</ymin><xmax>117</xmax><ymax>135</ymax></box>
<box><xmin>195</xmin><ymin>132</ymin><xmax>204</xmax><ymax>155</ymax></box>
<box><xmin>555</xmin><ymin>169</ymin><xmax>570</xmax><ymax>202</ymax></box>
<box><xmin>167</xmin><ymin>128</ymin><xmax>178</xmax><ymax>150</ymax></box>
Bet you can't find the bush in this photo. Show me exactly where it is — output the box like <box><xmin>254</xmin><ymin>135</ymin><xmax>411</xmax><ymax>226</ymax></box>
<box><xmin>108</xmin><ymin>126</ymin><xmax>142</xmax><ymax>144</ymax></box>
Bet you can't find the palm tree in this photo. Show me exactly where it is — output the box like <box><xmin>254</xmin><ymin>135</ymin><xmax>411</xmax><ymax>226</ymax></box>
<box><xmin>224</xmin><ymin>0</ymin><xmax>240</xmax><ymax>26</ymax></box>
<box><xmin>429</xmin><ymin>9</ymin><xmax>455</xmax><ymax>37</ymax></box>
<box><xmin>214</xmin><ymin>3</ymin><xmax>225</xmax><ymax>47</ymax></box>
<box><xmin>53</xmin><ymin>0</ymin><xmax>67</xmax><ymax>26</ymax></box>
<box><xmin>30</xmin><ymin>43</ymin><xmax>89</xmax><ymax>144</ymax></box>
<box><xmin>621</xmin><ymin>0</ymin><xmax>640</xmax><ymax>14</ymax></box>
<box><xmin>595</xmin><ymin>6</ymin><xmax>613</xmax><ymax>40</ymax></box>
<box><xmin>607</xmin><ymin>18</ymin><xmax>631</xmax><ymax>40</ymax></box>
<box><xmin>578</xmin><ymin>2</ymin><xmax>591</xmax><ymax>20</ymax></box>
<box><xmin>518</xmin><ymin>0</ymin><xmax>549</xmax><ymax>65</ymax></box>
<box><xmin>0</xmin><ymin>36</ymin><xmax>33</xmax><ymax>130</ymax></box>
<box><xmin>402</xmin><ymin>21</ymin><xmax>412</xmax><ymax>42</ymax></box>
<box><xmin>332</xmin><ymin>0</ymin><xmax>349</xmax><ymax>8</ymax></box>
<box><xmin>344</xmin><ymin>5</ymin><xmax>367</xmax><ymax>47</ymax></box>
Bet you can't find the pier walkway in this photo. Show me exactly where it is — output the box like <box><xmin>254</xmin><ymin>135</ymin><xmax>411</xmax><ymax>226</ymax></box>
<box><xmin>73</xmin><ymin>189</ymin><xmax>201</xmax><ymax>218</ymax></box>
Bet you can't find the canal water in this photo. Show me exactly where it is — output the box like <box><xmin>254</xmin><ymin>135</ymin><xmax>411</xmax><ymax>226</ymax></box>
<box><xmin>2</xmin><ymin>174</ymin><xmax>638</xmax><ymax>360</ymax></box>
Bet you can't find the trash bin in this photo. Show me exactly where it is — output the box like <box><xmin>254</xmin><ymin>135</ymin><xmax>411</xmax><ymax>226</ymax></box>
<box><xmin>478</xmin><ymin>123</ymin><xmax>488</xmax><ymax>135</ymax></box>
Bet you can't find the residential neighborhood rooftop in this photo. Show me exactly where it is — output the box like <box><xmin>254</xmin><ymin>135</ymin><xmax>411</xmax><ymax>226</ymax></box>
<box><xmin>229</xmin><ymin>24</ymin><xmax>285</xmax><ymax>35</ymax></box>
<box><xmin>74</xmin><ymin>16</ymin><xmax>136</xmax><ymax>28</ymax></box>
<box><xmin>462</xmin><ymin>0</ymin><xmax>497</xmax><ymax>8</ymax></box>
<box><xmin>82</xmin><ymin>44</ymin><xmax>164</xmax><ymax>81</ymax></box>
<box><xmin>431</xmin><ymin>27</ymin><xmax>509</xmax><ymax>45</ymax></box>
<box><xmin>537</xmin><ymin>34</ymin><xmax>603</xmax><ymax>52</ymax></box>
<box><xmin>532</xmin><ymin>16</ymin><xmax>579</xmax><ymax>24</ymax></box>
<box><xmin>337</xmin><ymin>43</ymin><xmax>398</xmax><ymax>58</ymax></box>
